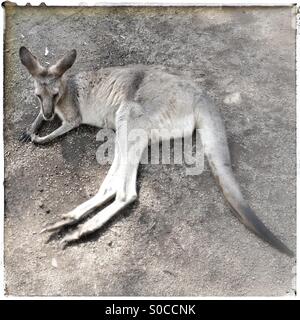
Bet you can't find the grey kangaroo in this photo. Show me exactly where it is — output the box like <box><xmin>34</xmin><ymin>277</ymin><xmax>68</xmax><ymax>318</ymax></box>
<box><xmin>19</xmin><ymin>46</ymin><xmax>293</xmax><ymax>256</ymax></box>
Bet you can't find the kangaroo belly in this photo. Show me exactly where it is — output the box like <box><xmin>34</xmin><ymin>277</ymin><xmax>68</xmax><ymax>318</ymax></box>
<box><xmin>132</xmin><ymin>71</ymin><xmax>198</xmax><ymax>140</ymax></box>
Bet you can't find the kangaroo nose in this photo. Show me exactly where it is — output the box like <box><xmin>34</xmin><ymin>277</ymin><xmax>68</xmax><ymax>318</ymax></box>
<box><xmin>43</xmin><ymin>111</ymin><xmax>54</xmax><ymax>120</ymax></box>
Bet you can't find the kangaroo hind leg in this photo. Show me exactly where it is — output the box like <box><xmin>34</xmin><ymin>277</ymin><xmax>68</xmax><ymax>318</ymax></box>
<box><xmin>59</xmin><ymin>128</ymin><xmax>148</xmax><ymax>247</ymax></box>
<box><xmin>41</xmin><ymin>143</ymin><xmax>121</xmax><ymax>234</ymax></box>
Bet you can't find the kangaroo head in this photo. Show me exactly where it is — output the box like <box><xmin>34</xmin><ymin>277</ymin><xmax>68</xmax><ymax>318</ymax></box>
<box><xmin>19</xmin><ymin>47</ymin><xmax>77</xmax><ymax>120</ymax></box>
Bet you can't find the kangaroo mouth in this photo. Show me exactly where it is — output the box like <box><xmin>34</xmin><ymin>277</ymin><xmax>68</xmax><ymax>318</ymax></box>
<box><xmin>43</xmin><ymin>113</ymin><xmax>55</xmax><ymax>121</ymax></box>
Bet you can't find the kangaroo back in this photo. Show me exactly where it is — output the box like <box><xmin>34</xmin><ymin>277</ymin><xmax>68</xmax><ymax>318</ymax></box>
<box><xmin>196</xmin><ymin>96</ymin><xmax>294</xmax><ymax>257</ymax></box>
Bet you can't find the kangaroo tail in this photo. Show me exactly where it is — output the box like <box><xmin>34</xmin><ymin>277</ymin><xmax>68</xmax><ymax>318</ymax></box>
<box><xmin>196</xmin><ymin>97</ymin><xmax>294</xmax><ymax>257</ymax></box>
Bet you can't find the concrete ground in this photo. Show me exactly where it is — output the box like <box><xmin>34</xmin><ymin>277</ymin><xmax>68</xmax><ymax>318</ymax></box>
<box><xmin>4</xmin><ymin>5</ymin><xmax>296</xmax><ymax>296</ymax></box>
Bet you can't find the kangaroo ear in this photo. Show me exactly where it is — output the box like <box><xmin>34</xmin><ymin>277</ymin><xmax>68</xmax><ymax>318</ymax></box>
<box><xmin>49</xmin><ymin>49</ymin><xmax>77</xmax><ymax>77</ymax></box>
<box><xmin>19</xmin><ymin>46</ymin><xmax>43</xmax><ymax>76</ymax></box>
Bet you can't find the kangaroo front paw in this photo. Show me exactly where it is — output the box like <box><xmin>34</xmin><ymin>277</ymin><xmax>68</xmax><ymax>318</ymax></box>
<box><xmin>19</xmin><ymin>131</ymin><xmax>32</xmax><ymax>143</ymax></box>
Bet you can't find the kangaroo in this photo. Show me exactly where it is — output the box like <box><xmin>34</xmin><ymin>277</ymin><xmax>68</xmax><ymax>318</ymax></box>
<box><xmin>18</xmin><ymin>46</ymin><xmax>293</xmax><ymax>256</ymax></box>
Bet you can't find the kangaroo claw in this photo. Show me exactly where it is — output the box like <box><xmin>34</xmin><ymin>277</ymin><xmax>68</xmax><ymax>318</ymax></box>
<box><xmin>40</xmin><ymin>217</ymin><xmax>75</xmax><ymax>233</ymax></box>
<box><xmin>19</xmin><ymin>131</ymin><xmax>31</xmax><ymax>143</ymax></box>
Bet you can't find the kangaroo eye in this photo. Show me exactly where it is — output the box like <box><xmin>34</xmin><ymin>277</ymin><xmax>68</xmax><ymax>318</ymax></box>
<box><xmin>53</xmin><ymin>93</ymin><xmax>59</xmax><ymax>99</ymax></box>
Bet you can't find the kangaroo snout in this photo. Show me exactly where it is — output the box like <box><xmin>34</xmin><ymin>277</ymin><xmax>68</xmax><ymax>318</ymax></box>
<box><xmin>42</xmin><ymin>112</ymin><xmax>55</xmax><ymax>121</ymax></box>
<box><xmin>42</xmin><ymin>108</ymin><xmax>55</xmax><ymax>121</ymax></box>
<box><xmin>41</xmin><ymin>99</ymin><xmax>56</xmax><ymax>121</ymax></box>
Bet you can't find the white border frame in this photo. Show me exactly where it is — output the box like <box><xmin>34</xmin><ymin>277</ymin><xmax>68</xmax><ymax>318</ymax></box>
<box><xmin>0</xmin><ymin>0</ymin><xmax>298</xmax><ymax>300</ymax></box>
